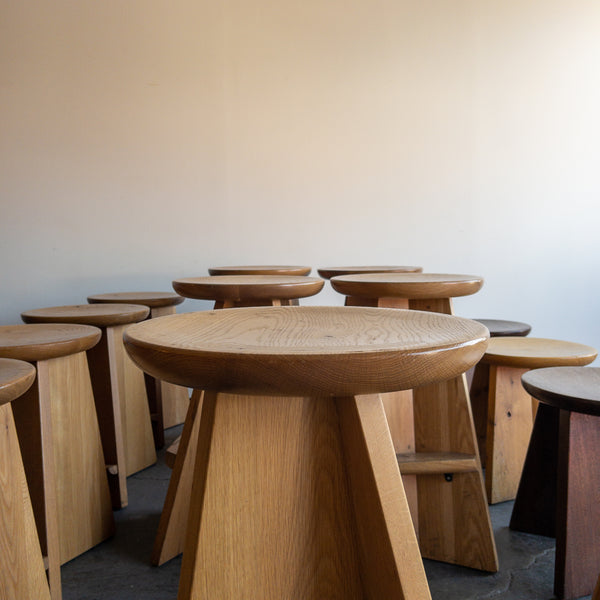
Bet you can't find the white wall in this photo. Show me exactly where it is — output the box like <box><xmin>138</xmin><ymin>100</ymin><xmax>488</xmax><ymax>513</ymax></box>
<box><xmin>2</xmin><ymin>0</ymin><xmax>600</xmax><ymax>357</ymax></box>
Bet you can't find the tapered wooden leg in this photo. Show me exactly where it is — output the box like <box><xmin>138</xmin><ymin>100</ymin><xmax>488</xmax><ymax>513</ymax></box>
<box><xmin>149</xmin><ymin>306</ymin><xmax>190</xmax><ymax>431</ymax></box>
<box><xmin>486</xmin><ymin>365</ymin><xmax>533</xmax><ymax>503</ymax></box>
<box><xmin>510</xmin><ymin>403</ymin><xmax>559</xmax><ymax>537</ymax></box>
<box><xmin>470</xmin><ymin>362</ymin><xmax>490</xmax><ymax>467</ymax></box>
<box><xmin>151</xmin><ymin>390</ymin><xmax>203</xmax><ymax>566</ymax></box>
<box><xmin>409</xmin><ymin>297</ymin><xmax>498</xmax><ymax>572</ymax></box>
<box><xmin>177</xmin><ymin>393</ymin><xmax>430</xmax><ymax>600</ymax></box>
<box><xmin>107</xmin><ymin>325</ymin><xmax>156</xmax><ymax>476</ymax></box>
<box><xmin>555</xmin><ymin>410</ymin><xmax>600</xmax><ymax>599</ymax></box>
<box><xmin>87</xmin><ymin>334</ymin><xmax>128</xmax><ymax>509</ymax></box>
<box><xmin>337</xmin><ymin>394</ymin><xmax>431</xmax><ymax>599</ymax></box>
<box><xmin>0</xmin><ymin>403</ymin><xmax>51</xmax><ymax>600</ymax></box>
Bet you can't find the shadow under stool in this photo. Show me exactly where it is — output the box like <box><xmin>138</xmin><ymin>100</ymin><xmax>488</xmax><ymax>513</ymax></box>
<box><xmin>475</xmin><ymin>337</ymin><xmax>597</xmax><ymax>504</ymax></box>
<box><xmin>152</xmin><ymin>274</ymin><xmax>325</xmax><ymax>566</ymax></box>
<box><xmin>0</xmin><ymin>358</ymin><xmax>51</xmax><ymax>600</ymax></box>
<box><xmin>329</xmin><ymin>272</ymin><xmax>498</xmax><ymax>572</ymax></box>
<box><xmin>510</xmin><ymin>366</ymin><xmax>600</xmax><ymax>600</ymax></box>
<box><xmin>0</xmin><ymin>324</ymin><xmax>114</xmax><ymax>600</ymax></box>
<box><xmin>21</xmin><ymin>303</ymin><xmax>158</xmax><ymax>509</ymax></box>
<box><xmin>124</xmin><ymin>305</ymin><xmax>490</xmax><ymax>599</ymax></box>
<box><xmin>87</xmin><ymin>291</ymin><xmax>189</xmax><ymax>448</ymax></box>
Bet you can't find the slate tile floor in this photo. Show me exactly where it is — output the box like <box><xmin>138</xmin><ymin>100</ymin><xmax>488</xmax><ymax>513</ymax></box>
<box><xmin>61</xmin><ymin>426</ymin><xmax>591</xmax><ymax>600</ymax></box>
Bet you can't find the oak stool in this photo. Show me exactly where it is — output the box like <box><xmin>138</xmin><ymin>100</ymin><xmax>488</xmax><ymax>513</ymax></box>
<box><xmin>329</xmin><ymin>272</ymin><xmax>498</xmax><ymax>572</ymax></box>
<box><xmin>0</xmin><ymin>358</ymin><xmax>51</xmax><ymax>600</ymax></box>
<box><xmin>125</xmin><ymin>306</ymin><xmax>490</xmax><ymax>600</ymax></box>
<box><xmin>510</xmin><ymin>367</ymin><xmax>600</xmax><ymax>600</ymax></box>
<box><xmin>154</xmin><ymin>274</ymin><xmax>325</xmax><ymax>566</ymax></box>
<box><xmin>88</xmin><ymin>291</ymin><xmax>188</xmax><ymax>446</ymax></box>
<box><xmin>172</xmin><ymin>274</ymin><xmax>324</xmax><ymax>308</ymax></box>
<box><xmin>209</xmin><ymin>264</ymin><xmax>312</xmax><ymax>276</ymax></box>
<box><xmin>469</xmin><ymin>319</ymin><xmax>532</xmax><ymax>463</ymax></box>
<box><xmin>22</xmin><ymin>304</ymin><xmax>158</xmax><ymax>509</ymax></box>
<box><xmin>479</xmin><ymin>337</ymin><xmax>597</xmax><ymax>504</ymax></box>
<box><xmin>0</xmin><ymin>324</ymin><xmax>114</xmax><ymax>599</ymax></box>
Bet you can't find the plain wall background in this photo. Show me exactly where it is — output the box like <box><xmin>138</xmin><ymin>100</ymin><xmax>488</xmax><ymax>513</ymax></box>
<box><xmin>2</xmin><ymin>0</ymin><xmax>599</xmax><ymax>357</ymax></box>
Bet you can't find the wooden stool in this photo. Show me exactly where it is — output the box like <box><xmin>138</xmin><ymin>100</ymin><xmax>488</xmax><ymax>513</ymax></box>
<box><xmin>209</xmin><ymin>265</ymin><xmax>312</xmax><ymax>276</ymax></box>
<box><xmin>329</xmin><ymin>272</ymin><xmax>498</xmax><ymax>572</ymax></box>
<box><xmin>0</xmin><ymin>358</ymin><xmax>51</xmax><ymax>600</ymax></box>
<box><xmin>87</xmin><ymin>291</ymin><xmax>188</xmax><ymax>447</ymax></box>
<box><xmin>22</xmin><ymin>304</ymin><xmax>158</xmax><ymax>509</ymax></box>
<box><xmin>153</xmin><ymin>274</ymin><xmax>325</xmax><ymax>566</ymax></box>
<box><xmin>594</xmin><ymin>573</ymin><xmax>600</xmax><ymax>600</ymax></box>
<box><xmin>124</xmin><ymin>306</ymin><xmax>489</xmax><ymax>599</ymax></box>
<box><xmin>510</xmin><ymin>367</ymin><xmax>600</xmax><ymax>599</ymax></box>
<box><xmin>479</xmin><ymin>337</ymin><xmax>597</xmax><ymax>504</ymax></box>
<box><xmin>318</xmin><ymin>265</ymin><xmax>423</xmax><ymax>290</ymax></box>
<box><xmin>469</xmin><ymin>319</ymin><xmax>531</xmax><ymax>462</ymax></box>
<box><xmin>172</xmin><ymin>274</ymin><xmax>324</xmax><ymax>308</ymax></box>
<box><xmin>0</xmin><ymin>324</ymin><xmax>114</xmax><ymax>598</ymax></box>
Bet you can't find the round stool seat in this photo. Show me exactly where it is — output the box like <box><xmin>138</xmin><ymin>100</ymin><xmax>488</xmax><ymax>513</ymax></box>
<box><xmin>172</xmin><ymin>275</ymin><xmax>324</xmax><ymax>302</ymax></box>
<box><xmin>22</xmin><ymin>304</ymin><xmax>149</xmax><ymax>328</ymax></box>
<box><xmin>521</xmin><ymin>367</ymin><xmax>600</xmax><ymax>416</ymax></box>
<box><xmin>482</xmin><ymin>337</ymin><xmax>597</xmax><ymax>369</ymax></box>
<box><xmin>88</xmin><ymin>291</ymin><xmax>184</xmax><ymax>309</ymax></box>
<box><xmin>330</xmin><ymin>273</ymin><xmax>483</xmax><ymax>299</ymax></box>
<box><xmin>318</xmin><ymin>265</ymin><xmax>422</xmax><ymax>279</ymax></box>
<box><xmin>124</xmin><ymin>306</ymin><xmax>489</xmax><ymax>396</ymax></box>
<box><xmin>209</xmin><ymin>265</ymin><xmax>312</xmax><ymax>276</ymax></box>
<box><xmin>473</xmin><ymin>319</ymin><xmax>531</xmax><ymax>337</ymax></box>
<box><xmin>0</xmin><ymin>324</ymin><xmax>101</xmax><ymax>362</ymax></box>
<box><xmin>0</xmin><ymin>358</ymin><xmax>36</xmax><ymax>406</ymax></box>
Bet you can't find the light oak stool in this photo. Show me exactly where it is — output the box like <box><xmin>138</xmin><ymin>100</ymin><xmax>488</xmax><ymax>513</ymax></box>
<box><xmin>0</xmin><ymin>358</ymin><xmax>51</xmax><ymax>600</ymax></box>
<box><xmin>87</xmin><ymin>291</ymin><xmax>188</xmax><ymax>448</ymax></box>
<box><xmin>0</xmin><ymin>324</ymin><xmax>114</xmax><ymax>599</ymax></box>
<box><xmin>154</xmin><ymin>274</ymin><xmax>325</xmax><ymax>566</ymax></box>
<box><xmin>480</xmin><ymin>337</ymin><xmax>597</xmax><ymax>504</ymax></box>
<box><xmin>125</xmin><ymin>306</ymin><xmax>489</xmax><ymax>599</ymax></box>
<box><xmin>318</xmin><ymin>265</ymin><xmax>423</xmax><ymax>298</ymax></box>
<box><xmin>21</xmin><ymin>304</ymin><xmax>158</xmax><ymax>509</ymax></box>
<box><xmin>172</xmin><ymin>274</ymin><xmax>324</xmax><ymax>308</ymax></box>
<box><xmin>510</xmin><ymin>367</ymin><xmax>600</xmax><ymax>600</ymax></box>
<box><xmin>469</xmin><ymin>319</ymin><xmax>531</xmax><ymax>464</ymax></box>
<box><xmin>329</xmin><ymin>272</ymin><xmax>498</xmax><ymax>572</ymax></box>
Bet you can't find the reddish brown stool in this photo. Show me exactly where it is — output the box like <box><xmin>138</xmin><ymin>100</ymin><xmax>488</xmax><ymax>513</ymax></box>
<box><xmin>154</xmin><ymin>274</ymin><xmax>325</xmax><ymax>566</ymax></box>
<box><xmin>329</xmin><ymin>272</ymin><xmax>498</xmax><ymax>572</ymax></box>
<box><xmin>22</xmin><ymin>304</ymin><xmax>157</xmax><ymax>509</ymax></box>
<box><xmin>88</xmin><ymin>292</ymin><xmax>188</xmax><ymax>448</ymax></box>
<box><xmin>479</xmin><ymin>337</ymin><xmax>597</xmax><ymax>504</ymax></box>
<box><xmin>0</xmin><ymin>324</ymin><xmax>114</xmax><ymax>599</ymax></box>
<box><xmin>511</xmin><ymin>366</ymin><xmax>600</xmax><ymax>599</ymax></box>
<box><xmin>0</xmin><ymin>358</ymin><xmax>51</xmax><ymax>600</ymax></box>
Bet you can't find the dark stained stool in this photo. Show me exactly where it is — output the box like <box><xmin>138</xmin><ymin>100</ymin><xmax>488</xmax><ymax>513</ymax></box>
<box><xmin>22</xmin><ymin>304</ymin><xmax>157</xmax><ymax>509</ymax></box>
<box><xmin>329</xmin><ymin>272</ymin><xmax>498</xmax><ymax>573</ymax></box>
<box><xmin>594</xmin><ymin>574</ymin><xmax>600</xmax><ymax>600</ymax></box>
<box><xmin>153</xmin><ymin>274</ymin><xmax>325</xmax><ymax>566</ymax></box>
<box><xmin>511</xmin><ymin>367</ymin><xmax>600</xmax><ymax>600</ymax></box>
<box><xmin>478</xmin><ymin>338</ymin><xmax>597</xmax><ymax>504</ymax></box>
<box><xmin>209</xmin><ymin>265</ymin><xmax>312</xmax><ymax>276</ymax></box>
<box><xmin>469</xmin><ymin>319</ymin><xmax>532</xmax><ymax>464</ymax></box>
<box><xmin>0</xmin><ymin>324</ymin><xmax>114</xmax><ymax>599</ymax></box>
<box><xmin>125</xmin><ymin>306</ymin><xmax>490</xmax><ymax>599</ymax></box>
<box><xmin>0</xmin><ymin>358</ymin><xmax>51</xmax><ymax>600</ymax></box>
<box><xmin>88</xmin><ymin>291</ymin><xmax>188</xmax><ymax>447</ymax></box>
